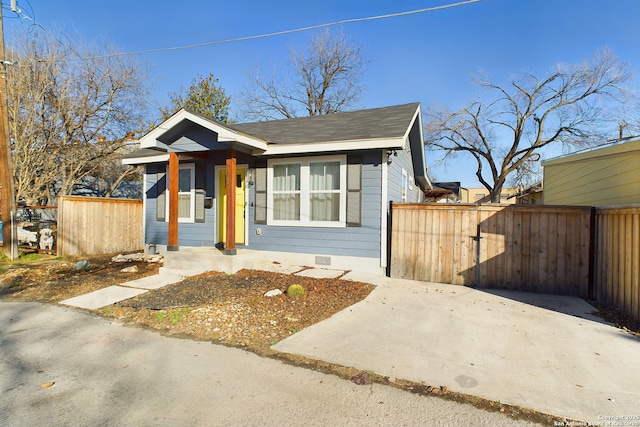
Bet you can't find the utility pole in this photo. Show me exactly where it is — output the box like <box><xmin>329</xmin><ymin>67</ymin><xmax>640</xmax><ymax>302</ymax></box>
<box><xmin>0</xmin><ymin>2</ymin><xmax>18</xmax><ymax>259</ymax></box>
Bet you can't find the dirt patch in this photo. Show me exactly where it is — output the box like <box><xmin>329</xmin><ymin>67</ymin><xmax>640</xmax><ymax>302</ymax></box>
<box><xmin>0</xmin><ymin>253</ymin><xmax>161</xmax><ymax>302</ymax></box>
<box><xmin>110</xmin><ymin>268</ymin><xmax>375</xmax><ymax>350</ymax></box>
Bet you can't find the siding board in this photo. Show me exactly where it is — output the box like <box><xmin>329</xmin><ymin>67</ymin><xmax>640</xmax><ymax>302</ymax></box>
<box><xmin>543</xmin><ymin>139</ymin><xmax>640</xmax><ymax>207</ymax></box>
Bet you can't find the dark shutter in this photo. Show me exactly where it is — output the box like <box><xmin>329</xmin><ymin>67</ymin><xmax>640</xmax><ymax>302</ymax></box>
<box><xmin>195</xmin><ymin>162</ymin><xmax>206</xmax><ymax>223</ymax></box>
<box><xmin>156</xmin><ymin>165</ymin><xmax>166</xmax><ymax>222</ymax></box>
<box><xmin>195</xmin><ymin>189</ymin><xmax>206</xmax><ymax>223</ymax></box>
<box><xmin>346</xmin><ymin>155</ymin><xmax>362</xmax><ymax>227</ymax></box>
<box><xmin>254</xmin><ymin>161</ymin><xmax>267</xmax><ymax>225</ymax></box>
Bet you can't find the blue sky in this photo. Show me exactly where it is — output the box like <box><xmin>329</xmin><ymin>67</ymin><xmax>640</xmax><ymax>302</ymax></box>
<box><xmin>4</xmin><ymin>0</ymin><xmax>639</xmax><ymax>188</ymax></box>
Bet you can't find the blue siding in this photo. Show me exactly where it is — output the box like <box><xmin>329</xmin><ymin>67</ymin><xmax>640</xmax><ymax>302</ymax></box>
<box><xmin>144</xmin><ymin>165</ymin><xmax>216</xmax><ymax>247</ymax></box>
<box><xmin>143</xmin><ymin>151</ymin><xmax>389</xmax><ymax>258</ymax></box>
<box><xmin>387</xmin><ymin>141</ymin><xmax>422</xmax><ymax>205</ymax></box>
<box><xmin>247</xmin><ymin>151</ymin><xmax>382</xmax><ymax>259</ymax></box>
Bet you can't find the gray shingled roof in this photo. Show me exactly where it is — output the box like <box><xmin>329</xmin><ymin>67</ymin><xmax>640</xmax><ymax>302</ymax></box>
<box><xmin>231</xmin><ymin>103</ymin><xmax>420</xmax><ymax>144</ymax></box>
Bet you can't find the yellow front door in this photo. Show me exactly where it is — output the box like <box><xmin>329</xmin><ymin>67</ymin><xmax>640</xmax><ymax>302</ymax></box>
<box><xmin>218</xmin><ymin>168</ymin><xmax>246</xmax><ymax>244</ymax></box>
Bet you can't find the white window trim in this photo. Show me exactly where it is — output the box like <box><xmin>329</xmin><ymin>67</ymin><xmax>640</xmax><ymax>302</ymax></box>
<box><xmin>401</xmin><ymin>168</ymin><xmax>408</xmax><ymax>202</ymax></box>
<box><xmin>267</xmin><ymin>155</ymin><xmax>347</xmax><ymax>227</ymax></box>
<box><xmin>166</xmin><ymin>163</ymin><xmax>196</xmax><ymax>223</ymax></box>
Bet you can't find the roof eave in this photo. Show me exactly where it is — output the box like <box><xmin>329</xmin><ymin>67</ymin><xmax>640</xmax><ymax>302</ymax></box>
<box><xmin>254</xmin><ymin>137</ymin><xmax>406</xmax><ymax>156</ymax></box>
<box><xmin>122</xmin><ymin>153</ymin><xmax>170</xmax><ymax>165</ymax></box>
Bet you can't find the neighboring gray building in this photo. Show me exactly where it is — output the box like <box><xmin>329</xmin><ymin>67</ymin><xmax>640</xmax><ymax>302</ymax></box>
<box><xmin>123</xmin><ymin>103</ymin><xmax>430</xmax><ymax>275</ymax></box>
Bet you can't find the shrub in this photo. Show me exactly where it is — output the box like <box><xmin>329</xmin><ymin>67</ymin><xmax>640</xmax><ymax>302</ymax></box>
<box><xmin>287</xmin><ymin>284</ymin><xmax>304</xmax><ymax>298</ymax></box>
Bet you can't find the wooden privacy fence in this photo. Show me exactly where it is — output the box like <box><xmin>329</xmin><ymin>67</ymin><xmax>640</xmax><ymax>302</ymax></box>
<box><xmin>594</xmin><ymin>206</ymin><xmax>640</xmax><ymax>322</ymax></box>
<box><xmin>390</xmin><ymin>203</ymin><xmax>640</xmax><ymax>321</ymax></box>
<box><xmin>57</xmin><ymin>196</ymin><xmax>143</xmax><ymax>256</ymax></box>
<box><xmin>390</xmin><ymin>204</ymin><xmax>593</xmax><ymax>296</ymax></box>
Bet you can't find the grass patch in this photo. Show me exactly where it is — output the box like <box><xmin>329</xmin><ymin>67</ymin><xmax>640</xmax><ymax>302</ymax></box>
<box><xmin>18</xmin><ymin>253</ymin><xmax>45</xmax><ymax>263</ymax></box>
<box><xmin>0</xmin><ymin>251</ymin><xmax>63</xmax><ymax>267</ymax></box>
<box><xmin>169</xmin><ymin>309</ymin><xmax>189</xmax><ymax>324</ymax></box>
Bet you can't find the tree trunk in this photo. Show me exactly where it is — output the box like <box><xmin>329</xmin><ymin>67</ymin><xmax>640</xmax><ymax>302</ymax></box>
<box><xmin>490</xmin><ymin>182</ymin><xmax>505</xmax><ymax>203</ymax></box>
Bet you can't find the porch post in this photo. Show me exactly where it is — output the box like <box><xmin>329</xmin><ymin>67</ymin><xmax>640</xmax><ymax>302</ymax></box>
<box><xmin>168</xmin><ymin>152</ymin><xmax>179</xmax><ymax>251</ymax></box>
<box><xmin>224</xmin><ymin>149</ymin><xmax>237</xmax><ymax>255</ymax></box>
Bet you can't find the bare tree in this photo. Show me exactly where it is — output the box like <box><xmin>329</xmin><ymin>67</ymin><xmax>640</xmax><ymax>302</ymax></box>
<box><xmin>240</xmin><ymin>29</ymin><xmax>367</xmax><ymax>120</ymax></box>
<box><xmin>425</xmin><ymin>49</ymin><xmax>634</xmax><ymax>203</ymax></box>
<box><xmin>6</xmin><ymin>34</ymin><xmax>150</xmax><ymax>205</ymax></box>
<box><xmin>75</xmin><ymin>134</ymin><xmax>143</xmax><ymax>198</ymax></box>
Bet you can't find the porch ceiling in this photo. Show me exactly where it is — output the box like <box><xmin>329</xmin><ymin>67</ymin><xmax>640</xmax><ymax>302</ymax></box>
<box><xmin>157</xmin><ymin>119</ymin><xmax>219</xmax><ymax>145</ymax></box>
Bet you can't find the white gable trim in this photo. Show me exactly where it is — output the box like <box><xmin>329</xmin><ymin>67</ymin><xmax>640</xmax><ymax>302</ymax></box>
<box><xmin>140</xmin><ymin>109</ymin><xmax>268</xmax><ymax>151</ymax></box>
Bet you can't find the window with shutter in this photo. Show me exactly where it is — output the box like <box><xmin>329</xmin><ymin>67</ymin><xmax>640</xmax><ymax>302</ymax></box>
<box><xmin>266</xmin><ymin>155</ymin><xmax>347</xmax><ymax>227</ymax></box>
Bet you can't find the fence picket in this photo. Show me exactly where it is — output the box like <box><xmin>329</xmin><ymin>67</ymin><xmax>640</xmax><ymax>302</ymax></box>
<box><xmin>58</xmin><ymin>196</ymin><xmax>143</xmax><ymax>257</ymax></box>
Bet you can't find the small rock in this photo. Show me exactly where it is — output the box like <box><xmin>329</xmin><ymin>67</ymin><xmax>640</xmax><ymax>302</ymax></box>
<box><xmin>120</xmin><ymin>265</ymin><xmax>139</xmax><ymax>273</ymax></box>
<box><xmin>112</xmin><ymin>253</ymin><xmax>145</xmax><ymax>263</ymax></box>
<box><xmin>351</xmin><ymin>372</ymin><xmax>371</xmax><ymax>385</ymax></box>
<box><xmin>264</xmin><ymin>289</ymin><xmax>282</xmax><ymax>297</ymax></box>
<box><xmin>74</xmin><ymin>260</ymin><xmax>90</xmax><ymax>270</ymax></box>
<box><xmin>143</xmin><ymin>255</ymin><xmax>164</xmax><ymax>263</ymax></box>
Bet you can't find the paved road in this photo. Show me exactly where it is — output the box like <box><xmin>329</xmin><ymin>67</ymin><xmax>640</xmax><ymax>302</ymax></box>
<box><xmin>0</xmin><ymin>302</ymin><xmax>541</xmax><ymax>426</ymax></box>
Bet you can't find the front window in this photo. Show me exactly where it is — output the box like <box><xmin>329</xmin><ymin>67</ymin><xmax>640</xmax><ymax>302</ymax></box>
<box><xmin>166</xmin><ymin>164</ymin><xmax>195</xmax><ymax>222</ymax></box>
<box><xmin>178</xmin><ymin>167</ymin><xmax>193</xmax><ymax>219</ymax></box>
<box><xmin>268</xmin><ymin>156</ymin><xmax>346</xmax><ymax>227</ymax></box>
<box><xmin>272</xmin><ymin>163</ymin><xmax>301</xmax><ymax>221</ymax></box>
<box><xmin>310</xmin><ymin>161</ymin><xmax>341</xmax><ymax>221</ymax></box>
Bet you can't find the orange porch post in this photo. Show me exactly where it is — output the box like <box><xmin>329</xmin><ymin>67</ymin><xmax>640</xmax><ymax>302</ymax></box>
<box><xmin>224</xmin><ymin>149</ymin><xmax>237</xmax><ymax>255</ymax></box>
<box><xmin>168</xmin><ymin>152</ymin><xmax>179</xmax><ymax>251</ymax></box>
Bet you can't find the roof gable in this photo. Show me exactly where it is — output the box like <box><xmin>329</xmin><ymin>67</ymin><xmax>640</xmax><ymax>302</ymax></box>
<box><xmin>139</xmin><ymin>109</ymin><xmax>268</xmax><ymax>152</ymax></box>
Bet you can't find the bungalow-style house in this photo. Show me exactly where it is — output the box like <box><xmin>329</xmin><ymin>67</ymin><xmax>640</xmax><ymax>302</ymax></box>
<box><xmin>542</xmin><ymin>136</ymin><xmax>640</xmax><ymax>207</ymax></box>
<box><xmin>123</xmin><ymin>103</ymin><xmax>431</xmax><ymax>275</ymax></box>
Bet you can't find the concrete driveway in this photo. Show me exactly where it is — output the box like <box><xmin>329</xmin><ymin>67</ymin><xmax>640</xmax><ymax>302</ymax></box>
<box><xmin>1</xmin><ymin>301</ymin><xmax>541</xmax><ymax>426</ymax></box>
<box><xmin>273</xmin><ymin>271</ymin><xmax>640</xmax><ymax>423</ymax></box>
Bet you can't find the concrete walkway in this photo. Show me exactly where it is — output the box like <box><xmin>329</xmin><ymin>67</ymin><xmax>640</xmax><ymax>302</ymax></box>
<box><xmin>274</xmin><ymin>272</ymin><xmax>640</xmax><ymax>423</ymax></box>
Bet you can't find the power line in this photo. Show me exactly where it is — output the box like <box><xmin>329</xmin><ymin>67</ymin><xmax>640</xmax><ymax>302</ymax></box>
<box><xmin>7</xmin><ymin>0</ymin><xmax>163</xmax><ymax>112</ymax></box>
<box><xmin>73</xmin><ymin>0</ymin><xmax>481</xmax><ymax>61</ymax></box>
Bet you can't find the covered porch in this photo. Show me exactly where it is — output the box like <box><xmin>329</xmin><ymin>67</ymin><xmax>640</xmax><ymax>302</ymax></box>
<box><xmin>123</xmin><ymin>109</ymin><xmax>268</xmax><ymax>255</ymax></box>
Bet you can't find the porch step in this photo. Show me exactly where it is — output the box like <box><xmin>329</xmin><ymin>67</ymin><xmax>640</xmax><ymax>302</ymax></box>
<box><xmin>160</xmin><ymin>247</ymin><xmax>244</xmax><ymax>275</ymax></box>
